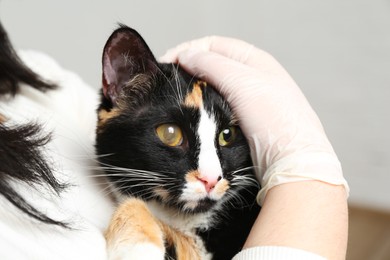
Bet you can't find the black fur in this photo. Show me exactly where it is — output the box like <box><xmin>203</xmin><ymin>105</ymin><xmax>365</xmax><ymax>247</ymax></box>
<box><xmin>0</xmin><ymin>20</ymin><xmax>66</xmax><ymax>227</ymax></box>
<box><xmin>0</xmin><ymin>124</ymin><xmax>67</xmax><ymax>227</ymax></box>
<box><xmin>0</xmin><ymin>21</ymin><xmax>56</xmax><ymax>95</ymax></box>
<box><xmin>97</xmin><ymin>26</ymin><xmax>260</xmax><ymax>259</ymax></box>
<box><xmin>197</xmin><ymin>194</ymin><xmax>259</xmax><ymax>260</ymax></box>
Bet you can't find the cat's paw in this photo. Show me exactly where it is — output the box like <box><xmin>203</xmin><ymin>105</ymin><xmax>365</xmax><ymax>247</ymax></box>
<box><xmin>107</xmin><ymin>242</ymin><xmax>165</xmax><ymax>260</ymax></box>
<box><xmin>105</xmin><ymin>198</ymin><xmax>165</xmax><ymax>260</ymax></box>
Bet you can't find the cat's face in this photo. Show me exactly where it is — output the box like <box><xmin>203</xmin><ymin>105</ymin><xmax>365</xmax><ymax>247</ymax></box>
<box><xmin>96</xmin><ymin>26</ymin><xmax>257</xmax><ymax>214</ymax></box>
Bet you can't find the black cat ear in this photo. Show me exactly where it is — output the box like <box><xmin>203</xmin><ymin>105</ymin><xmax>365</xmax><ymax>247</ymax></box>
<box><xmin>102</xmin><ymin>25</ymin><xmax>157</xmax><ymax>104</ymax></box>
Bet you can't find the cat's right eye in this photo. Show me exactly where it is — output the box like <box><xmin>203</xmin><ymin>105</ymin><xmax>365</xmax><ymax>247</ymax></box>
<box><xmin>156</xmin><ymin>124</ymin><xmax>183</xmax><ymax>147</ymax></box>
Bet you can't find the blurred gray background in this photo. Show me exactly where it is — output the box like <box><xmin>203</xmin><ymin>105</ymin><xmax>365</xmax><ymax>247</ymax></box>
<box><xmin>1</xmin><ymin>0</ymin><xmax>389</xmax><ymax>211</ymax></box>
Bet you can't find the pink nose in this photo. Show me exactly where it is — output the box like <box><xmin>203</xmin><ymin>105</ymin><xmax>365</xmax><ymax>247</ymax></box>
<box><xmin>197</xmin><ymin>175</ymin><xmax>222</xmax><ymax>193</ymax></box>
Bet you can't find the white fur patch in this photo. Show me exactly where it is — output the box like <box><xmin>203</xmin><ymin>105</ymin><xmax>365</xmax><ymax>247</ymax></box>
<box><xmin>107</xmin><ymin>243</ymin><xmax>165</xmax><ymax>260</ymax></box>
<box><xmin>197</xmin><ymin>108</ymin><xmax>223</xmax><ymax>182</ymax></box>
<box><xmin>179</xmin><ymin>107</ymin><xmax>226</xmax><ymax>210</ymax></box>
<box><xmin>180</xmin><ymin>181</ymin><xmax>207</xmax><ymax>207</ymax></box>
<box><xmin>146</xmin><ymin>201</ymin><xmax>213</xmax><ymax>232</ymax></box>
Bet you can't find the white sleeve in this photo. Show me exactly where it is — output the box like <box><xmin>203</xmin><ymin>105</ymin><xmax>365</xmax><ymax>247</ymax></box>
<box><xmin>0</xmin><ymin>50</ymin><xmax>114</xmax><ymax>260</ymax></box>
<box><xmin>233</xmin><ymin>246</ymin><xmax>327</xmax><ymax>260</ymax></box>
<box><xmin>17</xmin><ymin>49</ymin><xmax>100</xmax><ymax>139</ymax></box>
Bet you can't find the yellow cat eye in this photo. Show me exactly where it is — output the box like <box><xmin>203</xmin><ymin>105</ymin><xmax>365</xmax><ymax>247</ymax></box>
<box><xmin>218</xmin><ymin>126</ymin><xmax>238</xmax><ymax>147</ymax></box>
<box><xmin>156</xmin><ymin>124</ymin><xmax>183</xmax><ymax>147</ymax></box>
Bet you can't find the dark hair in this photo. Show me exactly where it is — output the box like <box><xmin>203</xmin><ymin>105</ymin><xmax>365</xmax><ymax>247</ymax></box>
<box><xmin>0</xmin><ymin>21</ymin><xmax>56</xmax><ymax>95</ymax></box>
<box><xmin>0</xmin><ymin>20</ymin><xmax>67</xmax><ymax>227</ymax></box>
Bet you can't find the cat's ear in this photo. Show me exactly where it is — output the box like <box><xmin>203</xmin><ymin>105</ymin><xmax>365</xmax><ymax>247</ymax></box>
<box><xmin>102</xmin><ymin>25</ymin><xmax>157</xmax><ymax>105</ymax></box>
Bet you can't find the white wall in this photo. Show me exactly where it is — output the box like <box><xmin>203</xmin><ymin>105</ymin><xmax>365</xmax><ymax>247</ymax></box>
<box><xmin>1</xmin><ymin>0</ymin><xmax>389</xmax><ymax>210</ymax></box>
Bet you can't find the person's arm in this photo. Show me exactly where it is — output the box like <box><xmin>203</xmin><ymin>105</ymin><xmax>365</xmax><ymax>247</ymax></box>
<box><xmin>160</xmin><ymin>36</ymin><xmax>349</xmax><ymax>259</ymax></box>
<box><xmin>244</xmin><ymin>181</ymin><xmax>348</xmax><ymax>259</ymax></box>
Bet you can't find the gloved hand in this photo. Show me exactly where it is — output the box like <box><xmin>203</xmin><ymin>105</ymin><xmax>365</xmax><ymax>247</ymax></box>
<box><xmin>160</xmin><ymin>36</ymin><xmax>349</xmax><ymax>204</ymax></box>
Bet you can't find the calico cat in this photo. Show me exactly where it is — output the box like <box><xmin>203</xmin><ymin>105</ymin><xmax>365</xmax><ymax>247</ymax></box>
<box><xmin>96</xmin><ymin>25</ymin><xmax>260</xmax><ymax>260</ymax></box>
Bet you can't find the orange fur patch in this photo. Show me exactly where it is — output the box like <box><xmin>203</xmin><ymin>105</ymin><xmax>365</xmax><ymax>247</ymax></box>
<box><xmin>0</xmin><ymin>113</ymin><xmax>6</xmax><ymax>124</ymax></box>
<box><xmin>214</xmin><ymin>179</ymin><xmax>230</xmax><ymax>196</ymax></box>
<box><xmin>153</xmin><ymin>188</ymin><xmax>170</xmax><ymax>201</ymax></box>
<box><xmin>98</xmin><ymin>108</ymin><xmax>121</xmax><ymax>128</ymax></box>
<box><xmin>183</xmin><ymin>81</ymin><xmax>206</xmax><ymax>108</ymax></box>
<box><xmin>185</xmin><ymin>170</ymin><xmax>201</xmax><ymax>183</ymax></box>
<box><xmin>105</xmin><ymin>198</ymin><xmax>202</xmax><ymax>259</ymax></box>
<box><xmin>105</xmin><ymin>198</ymin><xmax>164</xmax><ymax>250</ymax></box>
<box><xmin>159</xmin><ymin>223</ymin><xmax>201</xmax><ymax>260</ymax></box>
<box><xmin>185</xmin><ymin>170</ymin><xmax>211</xmax><ymax>194</ymax></box>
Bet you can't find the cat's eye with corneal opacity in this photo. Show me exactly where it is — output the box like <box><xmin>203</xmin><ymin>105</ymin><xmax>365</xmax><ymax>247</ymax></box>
<box><xmin>218</xmin><ymin>127</ymin><xmax>238</xmax><ymax>147</ymax></box>
<box><xmin>156</xmin><ymin>124</ymin><xmax>183</xmax><ymax>147</ymax></box>
<box><xmin>156</xmin><ymin>124</ymin><xmax>238</xmax><ymax>148</ymax></box>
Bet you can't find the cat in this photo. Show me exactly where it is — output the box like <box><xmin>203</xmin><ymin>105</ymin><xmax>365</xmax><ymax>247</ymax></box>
<box><xmin>96</xmin><ymin>25</ymin><xmax>261</xmax><ymax>260</ymax></box>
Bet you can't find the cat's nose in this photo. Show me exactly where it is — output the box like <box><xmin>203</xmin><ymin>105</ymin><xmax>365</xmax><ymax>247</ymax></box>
<box><xmin>197</xmin><ymin>174</ymin><xmax>222</xmax><ymax>193</ymax></box>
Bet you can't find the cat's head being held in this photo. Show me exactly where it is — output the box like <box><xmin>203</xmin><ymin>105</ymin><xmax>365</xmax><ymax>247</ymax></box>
<box><xmin>96</xmin><ymin>25</ymin><xmax>257</xmax><ymax>215</ymax></box>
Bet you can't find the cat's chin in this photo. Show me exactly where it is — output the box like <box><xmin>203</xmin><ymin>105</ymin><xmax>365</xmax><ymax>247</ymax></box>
<box><xmin>150</xmin><ymin>196</ymin><xmax>219</xmax><ymax>215</ymax></box>
<box><xmin>145</xmin><ymin>199</ymin><xmax>217</xmax><ymax>233</ymax></box>
<box><xmin>179</xmin><ymin>197</ymin><xmax>218</xmax><ymax>214</ymax></box>
<box><xmin>115</xmin><ymin>192</ymin><xmax>218</xmax><ymax>215</ymax></box>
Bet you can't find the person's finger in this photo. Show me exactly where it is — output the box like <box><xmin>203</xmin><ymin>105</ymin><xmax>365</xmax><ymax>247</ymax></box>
<box><xmin>176</xmin><ymin>49</ymin><xmax>291</xmax><ymax>136</ymax></box>
<box><xmin>176</xmin><ymin>48</ymin><xmax>298</xmax><ymax>98</ymax></box>
<box><xmin>159</xmin><ymin>36</ymin><xmax>281</xmax><ymax>72</ymax></box>
<box><xmin>159</xmin><ymin>36</ymin><xmax>215</xmax><ymax>63</ymax></box>
<box><xmin>176</xmin><ymin>48</ymin><xmax>253</xmax><ymax>95</ymax></box>
<box><xmin>177</xmin><ymin>49</ymin><xmax>326</xmax><ymax>138</ymax></box>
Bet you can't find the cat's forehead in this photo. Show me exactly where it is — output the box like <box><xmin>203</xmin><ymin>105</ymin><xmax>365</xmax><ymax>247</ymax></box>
<box><xmin>182</xmin><ymin>81</ymin><xmax>205</xmax><ymax>109</ymax></box>
<box><xmin>97</xmin><ymin>64</ymin><xmax>235</xmax><ymax>128</ymax></box>
<box><xmin>156</xmin><ymin>65</ymin><xmax>232</xmax><ymax>117</ymax></box>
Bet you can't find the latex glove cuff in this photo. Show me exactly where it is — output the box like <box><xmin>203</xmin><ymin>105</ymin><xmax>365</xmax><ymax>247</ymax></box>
<box><xmin>251</xmin><ymin>136</ymin><xmax>350</xmax><ymax>205</ymax></box>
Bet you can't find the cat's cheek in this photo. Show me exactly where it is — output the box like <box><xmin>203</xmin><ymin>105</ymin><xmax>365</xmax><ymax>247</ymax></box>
<box><xmin>209</xmin><ymin>179</ymin><xmax>230</xmax><ymax>200</ymax></box>
<box><xmin>153</xmin><ymin>187</ymin><xmax>170</xmax><ymax>201</ymax></box>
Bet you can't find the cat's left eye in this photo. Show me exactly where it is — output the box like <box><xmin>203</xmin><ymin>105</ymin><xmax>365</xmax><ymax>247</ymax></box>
<box><xmin>156</xmin><ymin>124</ymin><xmax>183</xmax><ymax>147</ymax></box>
<box><xmin>218</xmin><ymin>126</ymin><xmax>238</xmax><ymax>147</ymax></box>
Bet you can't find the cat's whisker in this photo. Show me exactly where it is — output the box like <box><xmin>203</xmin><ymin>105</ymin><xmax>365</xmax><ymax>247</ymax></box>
<box><xmin>227</xmin><ymin>191</ymin><xmax>246</xmax><ymax>206</ymax></box>
<box><xmin>91</xmin><ymin>153</ymin><xmax>115</xmax><ymax>159</ymax></box>
<box><xmin>99</xmin><ymin>165</ymin><xmax>176</xmax><ymax>176</ymax></box>
<box><xmin>118</xmin><ymin>185</ymin><xmax>158</xmax><ymax>199</ymax></box>
<box><xmin>87</xmin><ymin>175</ymin><xmax>170</xmax><ymax>184</ymax></box>
<box><xmin>100</xmin><ymin>186</ymin><xmax>117</xmax><ymax>198</ymax></box>
<box><xmin>172</xmin><ymin>64</ymin><xmax>184</xmax><ymax>109</ymax></box>
<box><xmin>88</xmin><ymin>172</ymin><xmax>175</xmax><ymax>179</ymax></box>
<box><xmin>155</xmin><ymin>65</ymin><xmax>179</xmax><ymax>101</ymax></box>
<box><xmin>100</xmin><ymin>180</ymin><xmax>160</xmax><ymax>187</ymax></box>
<box><xmin>231</xmin><ymin>175</ymin><xmax>259</xmax><ymax>187</ymax></box>
<box><xmin>125</xmin><ymin>182</ymin><xmax>166</xmax><ymax>188</ymax></box>
<box><xmin>88</xmin><ymin>180</ymin><xmax>118</xmax><ymax>200</ymax></box>
<box><xmin>224</xmin><ymin>190</ymin><xmax>252</xmax><ymax>209</ymax></box>
<box><xmin>87</xmin><ymin>165</ymin><xmax>177</xmax><ymax>178</ymax></box>
<box><xmin>160</xmin><ymin>184</ymin><xmax>183</xmax><ymax>195</ymax></box>
<box><xmin>187</xmin><ymin>74</ymin><xmax>197</xmax><ymax>90</ymax></box>
<box><xmin>229</xmin><ymin>166</ymin><xmax>262</xmax><ymax>176</ymax></box>
<box><xmin>106</xmin><ymin>175</ymin><xmax>180</xmax><ymax>188</ymax></box>
<box><xmin>154</xmin><ymin>63</ymin><xmax>184</xmax><ymax>112</ymax></box>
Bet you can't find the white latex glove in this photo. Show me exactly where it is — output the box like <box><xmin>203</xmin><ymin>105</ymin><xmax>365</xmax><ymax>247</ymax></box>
<box><xmin>160</xmin><ymin>36</ymin><xmax>349</xmax><ymax>205</ymax></box>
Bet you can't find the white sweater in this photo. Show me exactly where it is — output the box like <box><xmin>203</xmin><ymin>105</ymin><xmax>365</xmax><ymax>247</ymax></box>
<box><xmin>234</xmin><ymin>246</ymin><xmax>326</xmax><ymax>260</ymax></box>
